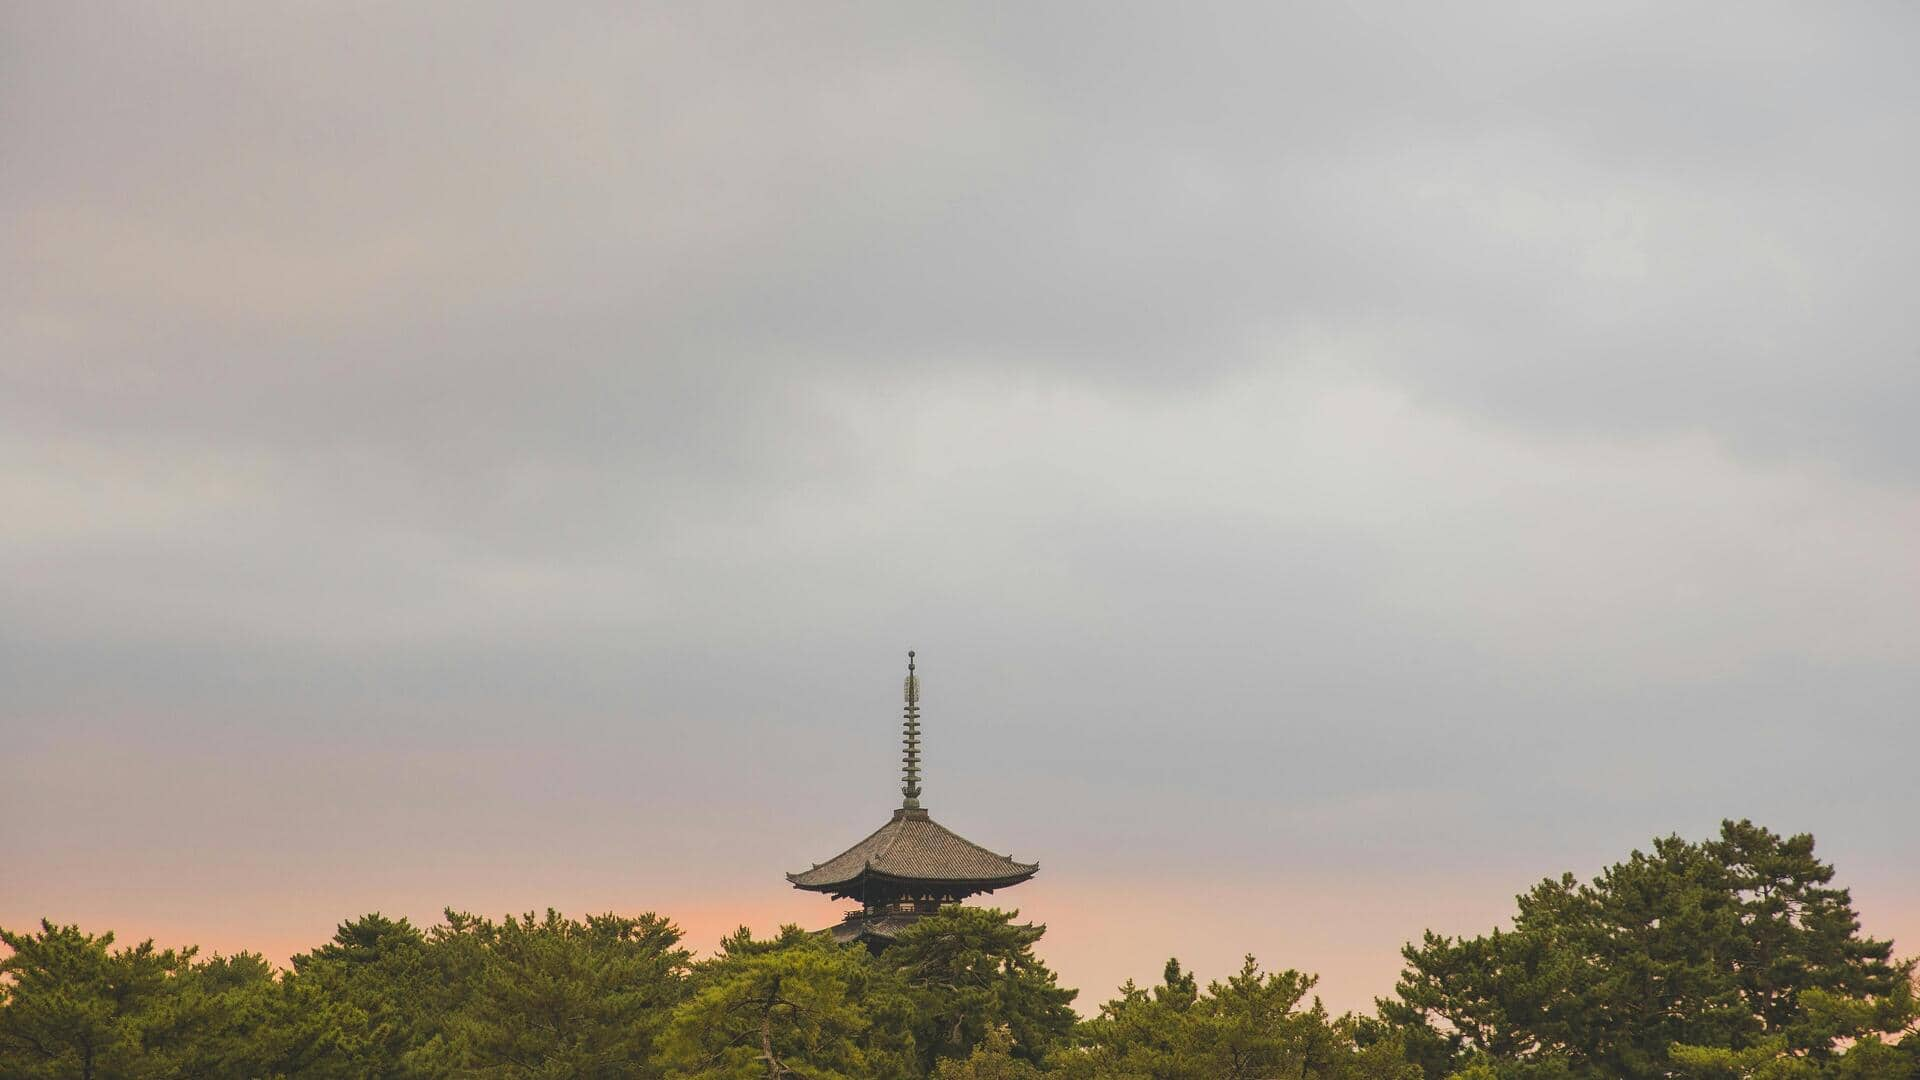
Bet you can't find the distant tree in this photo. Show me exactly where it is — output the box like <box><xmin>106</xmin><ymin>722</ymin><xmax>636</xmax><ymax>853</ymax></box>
<box><xmin>707</xmin><ymin>925</ymin><xmax>833</xmax><ymax>960</ymax></box>
<box><xmin>149</xmin><ymin>951</ymin><xmax>284</xmax><ymax>1078</ymax></box>
<box><xmin>659</xmin><ymin>929</ymin><xmax>883</xmax><ymax>1080</ymax></box>
<box><xmin>1381</xmin><ymin>820</ymin><xmax>1915</xmax><ymax>1080</ymax></box>
<box><xmin>410</xmin><ymin>908</ymin><xmax>689</xmax><ymax>1078</ymax></box>
<box><xmin>1054</xmin><ymin>955</ymin><xmax>1418</xmax><ymax>1080</ymax></box>
<box><xmin>0</xmin><ymin>920</ymin><xmax>209</xmax><ymax>1080</ymax></box>
<box><xmin>281</xmin><ymin>912</ymin><xmax>444</xmax><ymax>1075</ymax></box>
<box><xmin>885</xmin><ymin>907</ymin><xmax>1078</xmax><ymax>1073</ymax></box>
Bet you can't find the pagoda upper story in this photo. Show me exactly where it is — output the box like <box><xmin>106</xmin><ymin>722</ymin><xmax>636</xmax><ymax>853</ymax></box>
<box><xmin>787</xmin><ymin>652</ymin><xmax>1038</xmax><ymax>948</ymax></box>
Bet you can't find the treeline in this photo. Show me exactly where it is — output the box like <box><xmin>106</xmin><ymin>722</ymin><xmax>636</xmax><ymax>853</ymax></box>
<box><xmin>2</xmin><ymin>820</ymin><xmax>1916</xmax><ymax>1079</ymax></box>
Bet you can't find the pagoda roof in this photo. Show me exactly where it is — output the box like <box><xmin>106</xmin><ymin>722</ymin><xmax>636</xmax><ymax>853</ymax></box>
<box><xmin>788</xmin><ymin>807</ymin><xmax>1038</xmax><ymax>893</ymax></box>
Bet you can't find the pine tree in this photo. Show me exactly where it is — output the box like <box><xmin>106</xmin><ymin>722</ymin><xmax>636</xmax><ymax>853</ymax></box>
<box><xmin>1383</xmin><ymin>820</ymin><xmax>1915</xmax><ymax>1079</ymax></box>
<box><xmin>885</xmin><ymin>907</ymin><xmax>1078</xmax><ymax>1074</ymax></box>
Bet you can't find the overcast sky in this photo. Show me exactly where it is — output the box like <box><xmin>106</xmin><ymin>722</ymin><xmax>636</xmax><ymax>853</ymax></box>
<box><xmin>5</xmin><ymin>3</ymin><xmax>1918</xmax><ymax>1012</ymax></box>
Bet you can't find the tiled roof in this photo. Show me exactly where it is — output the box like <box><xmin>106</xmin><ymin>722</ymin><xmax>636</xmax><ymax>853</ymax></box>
<box><xmin>788</xmin><ymin>807</ymin><xmax>1038</xmax><ymax>891</ymax></box>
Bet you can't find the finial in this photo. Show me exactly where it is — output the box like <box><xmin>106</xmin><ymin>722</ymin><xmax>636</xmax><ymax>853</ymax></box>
<box><xmin>901</xmin><ymin>650</ymin><xmax>922</xmax><ymax>809</ymax></box>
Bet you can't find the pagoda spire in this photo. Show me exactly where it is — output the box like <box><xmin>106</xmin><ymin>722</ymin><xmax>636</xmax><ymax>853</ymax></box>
<box><xmin>901</xmin><ymin>650</ymin><xmax>922</xmax><ymax>809</ymax></box>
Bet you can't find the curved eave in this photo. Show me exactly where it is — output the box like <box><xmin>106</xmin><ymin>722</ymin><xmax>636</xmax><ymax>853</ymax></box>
<box><xmin>786</xmin><ymin>864</ymin><xmax>1039</xmax><ymax>899</ymax></box>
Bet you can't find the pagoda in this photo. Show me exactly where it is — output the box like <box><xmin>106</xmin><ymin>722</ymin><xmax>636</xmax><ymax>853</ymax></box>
<box><xmin>787</xmin><ymin>652</ymin><xmax>1038</xmax><ymax>949</ymax></box>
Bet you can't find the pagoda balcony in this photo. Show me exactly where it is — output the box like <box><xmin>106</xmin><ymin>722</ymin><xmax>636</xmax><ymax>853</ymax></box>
<box><xmin>844</xmin><ymin>899</ymin><xmax>949</xmax><ymax>920</ymax></box>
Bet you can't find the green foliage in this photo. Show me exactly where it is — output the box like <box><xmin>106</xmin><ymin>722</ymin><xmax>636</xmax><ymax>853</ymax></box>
<box><xmin>281</xmin><ymin>912</ymin><xmax>443</xmax><ymax>1076</ymax></box>
<box><xmin>1668</xmin><ymin>983</ymin><xmax>1920</xmax><ymax>1080</ymax></box>
<box><xmin>0</xmin><ymin>920</ymin><xmax>289</xmax><ymax>1079</ymax></box>
<box><xmin>1382</xmin><ymin>820</ymin><xmax>1915</xmax><ymax>1080</ymax></box>
<box><xmin>411</xmin><ymin>909</ymin><xmax>690</xmax><ymax>1078</ymax></box>
<box><xmin>143</xmin><ymin>951</ymin><xmax>286</xmax><ymax>1078</ymax></box>
<box><xmin>0</xmin><ymin>920</ymin><xmax>193</xmax><ymax>1079</ymax></box>
<box><xmin>2</xmin><ymin>822</ymin><xmax>1911</xmax><ymax>1079</ymax></box>
<box><xmin>709</xmin><ymin>925</ymin><xmax>830</xmax><ymax>961</ymax></box>
<box><xmin>660</xmin><ymin>929</ymin><xmax>882</xmax><ymax>1079</ymax></box>
<box><xmin>886</xmin><ymin>907</ymin><xmax>1078</xmax><ymax>1072</ymax></box>
<box><xmin>1054</xmin><ymin>955</ymin><xmax>1421</xmax><ymax>1079</ymax></box>
<box><xmin>933</xmin><ymin>1026</ymin><xmax>1044</xmax><ymax>1080</ymax></box>
<box><xmin>0</xmin><ymin>909</ymin><xmax>692</xmax><ymax>1079</ymax></box>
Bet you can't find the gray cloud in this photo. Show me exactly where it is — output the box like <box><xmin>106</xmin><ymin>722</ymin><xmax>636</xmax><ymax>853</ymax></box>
<box><xmin>5</xmin><ymin>2</ymin><xmax>1918</xmax><ymax>1004</ymax></box>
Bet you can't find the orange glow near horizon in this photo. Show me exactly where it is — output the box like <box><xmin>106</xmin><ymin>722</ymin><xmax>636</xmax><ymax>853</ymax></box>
<box><xmin>14</xmin><ymin>870</ymin><xmax>1919</xmax><ymax>1018</ymax></box>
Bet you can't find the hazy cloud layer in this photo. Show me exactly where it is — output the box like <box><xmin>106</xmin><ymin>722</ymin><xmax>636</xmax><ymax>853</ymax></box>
<box><xmin>5</xmin><ymin>3</ymin><xmax>1918</xmax><ymax>1008</ymax></box>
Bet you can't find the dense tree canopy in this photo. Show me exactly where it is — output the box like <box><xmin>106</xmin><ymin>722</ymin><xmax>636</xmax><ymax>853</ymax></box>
<box><xmin>0</xmin><ymin>922</ymin><xmax>279</xmax><ymax>1080</ymax></box>
<box><xmin>1054</xmin><ymin>956</ymin><xmax>1418</xmax><ymax>1080</ymax></box>
<box><xmin>884</xmin><ymin>907</ymin><xmax>1078</xmax><ymax>1071</ymax></box>
<box><xmin>2</xmin><ymin>822</ymin><xmax>1913</xmax><ymax>1078</ymax></box>
<box><xmin>412</xmin><ymin>909</ymin><xmax>690</xmax><ymax>1077</ymax></box>
<box><xmin>282</xmin><ymin>913</ymin><xmax>442</xmax><ymax>1075</ymax></box>
<box><xmin>1381</xmin><ymin>820</ymin><xmax>1917</xmax><ymax>1080</ymax></box>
